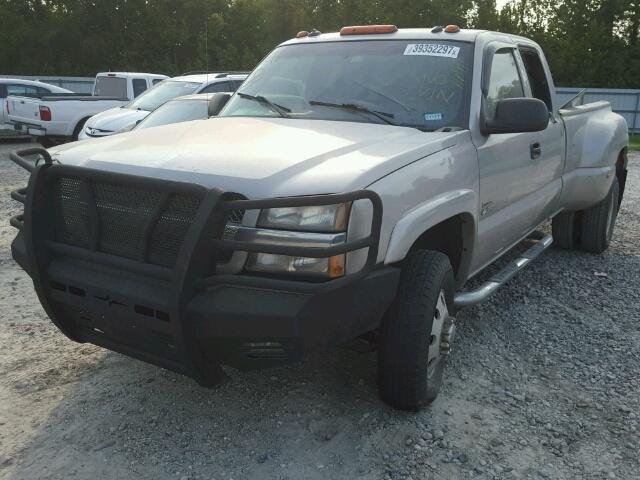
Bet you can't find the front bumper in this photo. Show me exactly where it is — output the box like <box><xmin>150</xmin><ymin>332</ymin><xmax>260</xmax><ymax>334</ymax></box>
<box><xmin>9</xmin><ymin>148</ymin><xmax>393</xmax><ymax>384</ymax></box>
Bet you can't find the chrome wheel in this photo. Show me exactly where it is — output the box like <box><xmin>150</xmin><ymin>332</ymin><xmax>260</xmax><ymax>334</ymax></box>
<box><xmin>427</xmin><ymin>290</ymin><xmax>455</xmax><ymax>379</ymax></box>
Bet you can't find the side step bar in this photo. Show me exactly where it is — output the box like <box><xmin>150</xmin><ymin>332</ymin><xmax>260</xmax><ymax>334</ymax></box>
<box><xmin>454</xmin><ymin>231</ymin><xmax>553</xmax><ymax>309</ymax></box>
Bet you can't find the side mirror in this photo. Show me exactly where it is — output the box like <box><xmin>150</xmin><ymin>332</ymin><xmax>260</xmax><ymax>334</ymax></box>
<box><xmin>483</xmin><ymin>98</ymin><xmax>549</xmax><ymax>135</ymax></box>
<box><xmin>208</xmin><ymin>92</ymin><xmax>232</xmax><ymax>117</ymax></box>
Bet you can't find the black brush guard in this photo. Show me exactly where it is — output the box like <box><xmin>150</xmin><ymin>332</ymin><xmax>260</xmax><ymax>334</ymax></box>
<box><xmin>9</xmin><ymin>148</ymin><xmax>387</xmax><ymax>386</ymax></box>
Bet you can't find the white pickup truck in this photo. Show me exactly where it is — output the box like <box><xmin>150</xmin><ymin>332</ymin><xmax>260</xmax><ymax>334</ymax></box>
<box><xmin>8</xmin><ymin>26</ymin><xmax>628</xmax><ymax>411</ymax></box>
<box><xmin>7</xmin><ymin>72</ymin><xmax>167</xmax><ymax>145</ymax></box>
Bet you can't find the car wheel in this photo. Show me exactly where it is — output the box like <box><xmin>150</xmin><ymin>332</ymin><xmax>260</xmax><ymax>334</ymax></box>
<box><xmin>580</xmin><ymin>177</ymin><xmax>619</xmax><ymax>253</ymax></box>
<box><xmin>378</xmin><ymin>250</ymin><xmax>455</xmax><ymax>411</ymax></box>
<box><xmin>552</xmin><ymin>211</ymin><xmax>578</xmax><ymax>249</ymax></box>
<box><xmin>72</xmin><ymin>118</ymin><xmax>89</xmax><ymax>141</ymax></box>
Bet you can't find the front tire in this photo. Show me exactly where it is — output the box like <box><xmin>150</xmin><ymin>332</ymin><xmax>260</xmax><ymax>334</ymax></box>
<box><xmin>378</xmin><ymin>250</ymin><xmax>455</xmax><ymax>411</ymax></box>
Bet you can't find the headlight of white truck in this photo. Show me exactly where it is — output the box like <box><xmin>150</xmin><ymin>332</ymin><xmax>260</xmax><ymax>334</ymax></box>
<box><xmin>243</xmin><ymin>203</ymin><xmax>351</xmax><ymax>278</ymax></box>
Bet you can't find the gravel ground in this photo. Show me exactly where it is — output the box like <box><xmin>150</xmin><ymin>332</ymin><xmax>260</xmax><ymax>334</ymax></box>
<box><xmin>0</xmin><ymin>140</ymin><xmax>638</xmax><ymax>480</ymax></box>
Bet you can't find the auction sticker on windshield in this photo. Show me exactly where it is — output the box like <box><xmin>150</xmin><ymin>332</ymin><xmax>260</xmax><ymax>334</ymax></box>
<box><xmin>403</xmin><ymin>44</ymin><xmax>460</xmax><ymax>58</ymax></box>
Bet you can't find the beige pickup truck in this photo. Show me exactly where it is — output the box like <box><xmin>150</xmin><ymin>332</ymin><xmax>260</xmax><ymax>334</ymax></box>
<box><xmin>9</xmin><ymin>26</ymin><xmax>628</xmax><ymax>410</ymax></box>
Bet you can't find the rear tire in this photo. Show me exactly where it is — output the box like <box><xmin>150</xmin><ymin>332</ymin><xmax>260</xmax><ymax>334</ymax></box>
<box><xmin>378</xmin><ymin>250</ymin><xmax>455</xmax><ymax>411</ymax></box>
<box><xmin>72</xmin><ymin>118</ymin><xmax>89</xmax><ymax>141</ymax></box>
<box><xmin>552</xmin><ymin>212</ymin><xmax>578</xmax><ymax>249</ymax></box>
<box><xmin>580</xmin><ymin>177</ymin><xmax>619</xmax><ymax>253</ymax></box>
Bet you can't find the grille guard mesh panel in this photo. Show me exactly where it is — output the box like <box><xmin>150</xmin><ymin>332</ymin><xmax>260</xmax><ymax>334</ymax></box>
<box><xmin>52</xmin><ymin>176</ymin><xmax>202</xmax><ymax>268</ymax></box>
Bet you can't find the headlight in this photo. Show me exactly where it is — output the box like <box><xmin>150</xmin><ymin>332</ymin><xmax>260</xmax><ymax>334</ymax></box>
<box><xmin>256</xmin><ymin>203</ymin><xmax>350</xmax><ymax>232</ymax></box>
<box><xmin>244</xmin><ymin>203</ymin><xmax>351</xmax><ymax>278</ymax></box>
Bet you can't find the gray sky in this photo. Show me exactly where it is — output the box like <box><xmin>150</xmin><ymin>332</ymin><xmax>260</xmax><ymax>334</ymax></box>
<box><xmin>496</xmin><ymin>0</ymin><xmax>510</xmax><ymax>9</ymax></box>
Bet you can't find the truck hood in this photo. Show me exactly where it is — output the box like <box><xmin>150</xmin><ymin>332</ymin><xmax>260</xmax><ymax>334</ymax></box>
<box><xmin>84</xmin><ymin>106</ymin><xmax>149</xmax><ymax>132</ymax></box>
<box><xmin>51</xmin><ymin>117</ymin><xmax>458</xmax><ymax>198</ymax></box>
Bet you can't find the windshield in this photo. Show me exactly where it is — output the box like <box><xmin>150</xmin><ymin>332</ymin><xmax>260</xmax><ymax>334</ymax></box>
<box><xmin>127</xmin><ymin>80</ymin><xmax>200</xmax><ymax>112</ymax></box>
<box><xmin>136</xmin><ymin>99</ymin><xmax>209</xmax><ymax>130</ymax></box>
<box><xmin>94</xmin><ymin>76</ymin><xmax>127</xmax><ymax>99</ymax></box>
<box><xmin>221</xmin><ymin>40</ymin><xmax>473</xmax><ymax>130</ymax></box>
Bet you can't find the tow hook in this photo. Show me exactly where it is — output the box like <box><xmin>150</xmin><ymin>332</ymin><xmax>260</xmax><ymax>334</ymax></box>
<box><xmin>440</xmin><ymin>316</ymin><xmax>456</xmax><ymax>355</ymax></box>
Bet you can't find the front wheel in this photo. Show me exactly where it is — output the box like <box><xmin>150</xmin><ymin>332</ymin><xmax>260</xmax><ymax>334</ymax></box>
<box><xmin>378</xmin><ymin>250</ymin><xmax>455</xmax><ymax>411</ymax></box>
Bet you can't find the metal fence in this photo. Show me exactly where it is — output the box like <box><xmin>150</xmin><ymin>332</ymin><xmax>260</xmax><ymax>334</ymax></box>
<box><xmin>556</xmin><ymin>87</ymin><xmax>640</xmax><ymax>132</ymax></box>
<box><xmin>0</xmin><ymin>75</ymin><xmax>95</xmax><ymax>93</ymax></box>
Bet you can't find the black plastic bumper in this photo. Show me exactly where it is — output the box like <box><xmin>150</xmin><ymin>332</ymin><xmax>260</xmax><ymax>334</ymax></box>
<box><xmin>9</xmin><ymin>148</ymin><xmax>395</xmax><ymax>384</ymax></box>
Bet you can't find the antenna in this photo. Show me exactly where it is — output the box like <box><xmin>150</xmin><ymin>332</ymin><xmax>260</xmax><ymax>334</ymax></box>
<box><xmin>205</xmin><ymin>19</ymin><xmax>209</xmax><ymax>87</ymax></box>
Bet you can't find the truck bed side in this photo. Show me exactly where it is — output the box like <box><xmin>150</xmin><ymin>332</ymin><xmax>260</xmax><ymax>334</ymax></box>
<box><xmin>559</xmin><ymin>101</ymin><xmax>628</xmax><ymax>210</ymax></box>
<box><xmin>8</xmin><ymin>95</ymin><xmax>126</xmax><ymax>138</ymax></box>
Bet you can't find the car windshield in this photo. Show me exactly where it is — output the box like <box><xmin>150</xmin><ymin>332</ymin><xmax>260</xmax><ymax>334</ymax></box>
<box><xmin>136</xmin><ymin>98</ymin><xmax>209</xmax><ymax>130</ymax></box>
<box><xmin>221</xmin><ymin>40</ymin><xmax>473</xmax><ymax>131</ymax></box>
<box><xmin>127</xmin><ymin>80</ymin><xmax>200</xmax><ymax>112</ymax></box>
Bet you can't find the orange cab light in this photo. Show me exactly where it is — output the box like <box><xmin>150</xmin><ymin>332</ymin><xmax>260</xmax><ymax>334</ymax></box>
<box><xmin>444</xmin><ymin>24</ymin><xmax>460</xmax><ymax>33</ymax></box>
<box><xmin>340</xmin><ymin>25</ymin><xmax>398</xmax><ymax>36</ymax></box>
<box><xmin>296</xmin><ymin>30</ymin><xmax>309</xmax><ymax>38</ymax></box>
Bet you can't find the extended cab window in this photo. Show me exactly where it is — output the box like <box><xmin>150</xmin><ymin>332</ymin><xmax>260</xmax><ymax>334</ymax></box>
<box><xmin>221</xmin><ymin>40</ymin><xmax>473</xmax><ymax>131</ymax></box>
<box><xmin>519</xmin><ymin>48</ymin><xmax>553</xmax><ymax>111</ymax></box>
<box><xmin>484</xmin><ymin>50</ymin><xmax>524</xmax><ymax>120</ymax></box>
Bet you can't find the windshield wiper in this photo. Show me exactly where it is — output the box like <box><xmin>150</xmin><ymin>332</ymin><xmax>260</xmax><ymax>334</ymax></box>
<box><xmin>309</xmin><ymin>100</ymin><xmax>400</xmax><ymax>126</ymax></box>
<box><xmin>237</xmin><ymin>92</ymin><xmax>290</xmax><ymax>118</ymax></box>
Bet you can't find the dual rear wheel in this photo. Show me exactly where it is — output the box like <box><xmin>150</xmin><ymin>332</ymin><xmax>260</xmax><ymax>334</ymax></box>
<box><xmin>552</xmin><ymin>177</ymin><xmax>620</xmax><ymax>253</ymax></box>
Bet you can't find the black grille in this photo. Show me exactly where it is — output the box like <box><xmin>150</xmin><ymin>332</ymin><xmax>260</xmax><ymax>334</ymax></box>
<box><xmin>52</xmin><ymin>177</ymin><xmax>201</xmax><ymax>268</ymax></box>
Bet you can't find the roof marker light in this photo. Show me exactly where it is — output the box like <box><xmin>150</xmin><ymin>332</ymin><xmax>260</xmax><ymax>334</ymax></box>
<box><xmin>296</xmin><ymin>31</ymin><xmax>309</xmax><ymax>38</ymax></box>
<box><xmin>340</xmin><ymin>25</ymin><xmax>398</xmax><ymax>36</ymax></box>
<box><xmin>444</xmin><ymin>25</ymin><xmax>461</xmax><ymax>33</ymax></box>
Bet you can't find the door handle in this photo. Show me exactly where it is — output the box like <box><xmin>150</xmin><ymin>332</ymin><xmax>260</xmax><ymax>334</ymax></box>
<box><xmin>530</xmin><ymin>142</ymin><xmax>542</xmax><ymax>159</ymax></box>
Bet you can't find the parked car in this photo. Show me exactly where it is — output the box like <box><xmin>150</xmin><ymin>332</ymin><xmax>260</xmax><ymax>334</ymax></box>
<box><xmin>7</xmin><ymin>72</ymin><xmax>168</xmax><ymax>145</ymax></box>
<box><xmin>1</xmin><ymin>79</ymin><xmax>72</xmax><ymax>131</ymax></box>
<box><xmin>8</xmin><ymin>26</ymin><xmax>628</xmax><ymax>411</ymax></box>
<box><xmin>79</xmin><ymin>72</ymin><xmax>248</xmax><ymax>140</ymax></box>
<box><xmin>115</xmin><ymin>92</ymin><xmax>232</xmax><ymax>133</ymax></box>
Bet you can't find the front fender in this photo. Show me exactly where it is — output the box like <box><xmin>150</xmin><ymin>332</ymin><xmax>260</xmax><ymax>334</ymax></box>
<box><xmin>384</xmin><ymin>190</ymin><xmax>477</xmax><ymax>282</ymax></box>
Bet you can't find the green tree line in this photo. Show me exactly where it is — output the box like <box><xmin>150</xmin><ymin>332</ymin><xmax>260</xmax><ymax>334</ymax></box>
<box><xmin>1</xmin><ymin>0</ymin><xmax>639</xmax><ymax>87</ymax></box>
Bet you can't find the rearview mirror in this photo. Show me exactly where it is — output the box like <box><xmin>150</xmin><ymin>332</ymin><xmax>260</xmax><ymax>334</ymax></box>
<box><xmin>208</xmin><ymin>92</ymin><xmax>232</xmax><ymax>117</ymax></box>
<box><xmin>483</xmin><ymin>98</ymin><xmax>549</xmax><ymax>135</ymax></box>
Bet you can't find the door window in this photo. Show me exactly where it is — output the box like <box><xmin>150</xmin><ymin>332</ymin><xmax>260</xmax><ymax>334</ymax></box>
<box><xmin>484</xmin><ymin>50</ymin><xmax>524</xmax><ymax>120</ymax></box>
<box><xmin>132</xmin><ymin>78</ymin><xmax>148</xmax><ymax>97</ymax></box>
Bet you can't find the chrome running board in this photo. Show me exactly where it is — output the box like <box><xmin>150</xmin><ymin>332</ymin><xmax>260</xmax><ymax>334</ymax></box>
<box><xmin>454</xmin><ymin>231</ymin><xmax>553</xmax><ymax>309</ymax></box>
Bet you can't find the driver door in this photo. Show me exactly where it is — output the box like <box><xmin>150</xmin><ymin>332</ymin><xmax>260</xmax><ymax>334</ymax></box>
<box><xmin>473</xmin><ymin>47</ymin><xmax>542</xmax><ymax>272</ymax></box>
